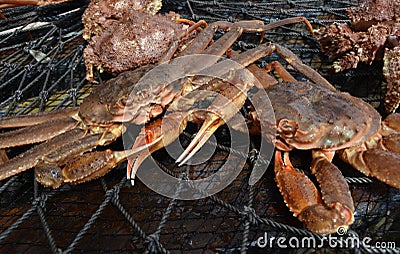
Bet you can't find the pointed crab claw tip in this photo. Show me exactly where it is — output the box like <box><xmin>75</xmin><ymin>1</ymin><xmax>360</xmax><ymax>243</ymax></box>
<box><xmin>176</xmin><ymin>116</ymin><xmax>222</xmax><ymax>165</ymax></box>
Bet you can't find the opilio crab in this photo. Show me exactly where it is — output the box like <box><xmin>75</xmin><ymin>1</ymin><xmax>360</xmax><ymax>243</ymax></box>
<box><xmin>0</xmin><ymin>0</ymin><xmax>399</xmax><ymax>235</ymax></box>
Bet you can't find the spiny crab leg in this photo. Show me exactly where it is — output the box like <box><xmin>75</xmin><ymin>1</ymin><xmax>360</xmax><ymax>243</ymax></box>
<box><xmin>275</xmin><ymin>150</ymin><xmax>354</xmax><ymax>234</ymax></box>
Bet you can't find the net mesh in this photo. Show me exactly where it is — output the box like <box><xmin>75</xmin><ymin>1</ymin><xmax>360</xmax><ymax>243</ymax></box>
<box><xmin>0</xmin><ymin>0</ymin><xmax>399</xmax><ymax>253</ymax></box>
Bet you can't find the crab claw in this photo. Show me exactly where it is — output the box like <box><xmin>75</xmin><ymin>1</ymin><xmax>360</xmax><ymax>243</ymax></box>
<box><xmin>176</xmin><ymin>75</ymin><xmax>250</xmax><ymax>166</ymax></box>
<box><xmin>274</xmin><ymin>150</ymin><xmax>354</xmax><ymax>234</ymax></box>
<box><xmin>176</xmin><ymin>112</ymin><xmax>224</xmax><ymax>166</ymax></box>
<box><xmin>127</xmin><ymin>112</ymin><xmax>187</xmax><ymax>185</ymax></box>
<box><xmin>35</xmin><ymin>142</ymin><xmax>154</xmax><ymax>189</ymax></box>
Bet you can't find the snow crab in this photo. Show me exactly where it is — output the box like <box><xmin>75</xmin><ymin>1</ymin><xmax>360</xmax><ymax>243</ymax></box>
<box><xmin>128</xmin><ymin>45</ymin><xmax>400</xmax><ymax>234</ymax></box>
<box><xmin>247</xmin><ymin>65</ymin><xmax>400</xmax><ymax>234</ymax></box>
<box><xmin>0</xmin><ymin>15</ymin><xmax>314</xmax><ymax>187</ymax></box>
<box><xmin>315</xmin><ymin>0</ymin><xmax>400</xmax><ymax>113</ymax></box>
<box><xmin>81</xmin><ymin>0</ymin><xmax>208</xmax><ymax>81</ymax></box>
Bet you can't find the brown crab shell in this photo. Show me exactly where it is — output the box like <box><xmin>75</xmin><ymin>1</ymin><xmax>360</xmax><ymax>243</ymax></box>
<box><xmin>251</xmin><ymin>82</ymin><xmax>381</xmax><ymax>151</ymax></box>
<box><xmin>83</xmin><ymin>10</ymin><xmax>184</xmax><ymax>75</ymax></box>
<box><xmin>82</xmin><ymin>0</ymin><xmax>163</xmax><ymax>40</ymax></box>
<box><xmin>347</xmin><ymin>0</ymin><xmax>400</xmax><ymax>30</ymax></box>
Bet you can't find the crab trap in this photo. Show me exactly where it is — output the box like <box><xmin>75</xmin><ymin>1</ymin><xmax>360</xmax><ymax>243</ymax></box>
<box><xmin>0</xmin><ymin>0</ymin><xmax>399</xmax><ymax>253</ymax></box>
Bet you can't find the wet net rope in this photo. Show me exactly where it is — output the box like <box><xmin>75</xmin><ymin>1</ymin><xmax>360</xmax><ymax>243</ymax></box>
<box><xmin>0</xmin><ymin>0</ymin><xmax>399</xmax><ymax>253</ymax></box>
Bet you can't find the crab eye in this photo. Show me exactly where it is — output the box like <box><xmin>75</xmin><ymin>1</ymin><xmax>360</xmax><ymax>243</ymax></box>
<box><xmin>277</xmin><ymin>119</ymin><xmax>298</xmax><ymax>138</ymax></box>
<box><xmin>50</xmin><ymin>168</ymin><xmax>59</xmax><ymax>178</ymax></box>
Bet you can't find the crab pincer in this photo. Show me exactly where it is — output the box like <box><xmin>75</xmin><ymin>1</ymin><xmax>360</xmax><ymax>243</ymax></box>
<box><xmin>275</xmin><ymin>150</ymin><xmax>354</xmax><ymax>234</ymax></box>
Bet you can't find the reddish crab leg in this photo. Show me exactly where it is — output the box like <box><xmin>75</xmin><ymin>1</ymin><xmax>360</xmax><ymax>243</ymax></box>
<box><xmin>0</xmin><ymin>117</ymin><xmax>78</xmax><ymax>149</ymax></box>
<box><xmin>275</xmin><ymin>150</ymin><xmax>354</xmax><ymax>234</ymax></box>
<box><xmin>0</xmin><ymin>128</ymin><xmax>85</xmax><ymax>181</ymax></box>
<box><xmin>35</xmin><ymin>135</ymin><xmax>161</xmax><ymax>188</ymax></box>
<box><xmin>127</xmin><ymin>112</ymin><xmax>188</xmax><ymax>185</ymax></box>
<box><xmin>0</xmin><ymin>107</ymin><xmax>78</xmax><ymax>128</ymax></box>
<box><xmin>338</xmin><ymin>113</ymin><xmax>400</xmax><ymax>188</ymax></box>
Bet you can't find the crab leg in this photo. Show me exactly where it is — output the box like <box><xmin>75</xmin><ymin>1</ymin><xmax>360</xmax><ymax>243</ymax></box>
<box><xmin>0</xmin><ymin>0</ymin><xmax>37</xmax><ymax>9</ymax></box>
<box><xmin>159</xmin><ymin>20</ymin><xmax>208</xmax><ymax>63</ymax></box>
<box><xmin>339</xmin><ymin>145</ymin><xmax>400</xmax><ymax>189</ymax></box>
<box><xmin>381</xmin><ymin>113</ymin><xmax>400</xmax><ymax>153</ymax></box>
<box><xmin>273</xmin><ymin>44</ymin><xmax>335</xmax><ymax>90</ymax></box>
<box><xmin>275</xmin><ymin>150</ymin><xmax>354</xmax><ymax>234</ymax></box>
<box><xmin>0</xmin><ymin>107</ymin><xmax>78</xmax><ymax>128</ymax></box>
<box><xmin>339</xmin><ymin>118</ymin><xmax>400</xmax><ymax>189</ymax></box>
<box><xmin>0</xmin><ymin>117</ymin><xmax>78</xmax><ymax>149</ymax></box>
<box><xmin>36</xmin><ymin>139</ymin><xmax>159</xmax><ymax>189</ymax></box>
<box><xmin>0</xmin><ymin>128</ymin><xmax>85</xmax><ymax>181</ymax></box>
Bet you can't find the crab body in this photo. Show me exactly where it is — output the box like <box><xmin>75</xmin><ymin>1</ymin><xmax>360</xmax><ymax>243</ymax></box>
<box><xmin>258</xmin><ymin>82</ymin><xmax>381</xmax><ymax>151</ymax></box>
<box><xmin>243</xmin><ymin>62</ymin><xmax>400</xmax><ymax>234</ymax></box>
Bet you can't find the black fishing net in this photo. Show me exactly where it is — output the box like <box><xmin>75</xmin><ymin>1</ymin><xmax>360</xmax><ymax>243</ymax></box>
<box><xmin>0</xmin><ymin>0</ymin><xmax>399</xmax><ymax>253</ymax></box>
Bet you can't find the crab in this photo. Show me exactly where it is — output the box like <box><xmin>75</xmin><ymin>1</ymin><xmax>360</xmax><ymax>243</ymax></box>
<box><xmin>0</xmin><ymin>15</ymin><xmax>314</xmax><ymax>186</ymax></box>
<box><xmin>122</xmin><ymin>47</ymin><xmax>400</xmax><ymax>234</ymax></box>
<box><xmin>314</xmin><ymin>0</ymin><xmax>400</xmax><ymax>113</ymax></box>
<box><xmin>81</xmin><ymin>0</ymin><xmax>202</xmax><ymax>81</ymax></box>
